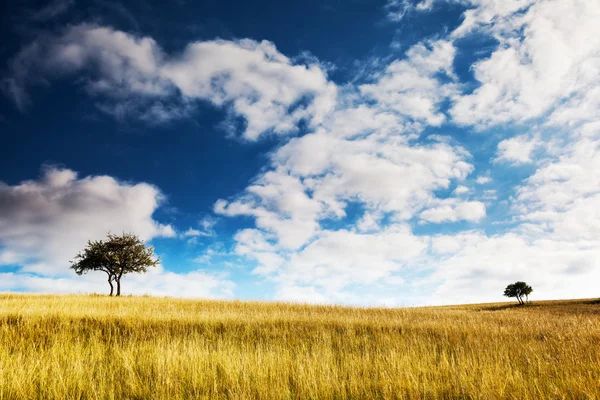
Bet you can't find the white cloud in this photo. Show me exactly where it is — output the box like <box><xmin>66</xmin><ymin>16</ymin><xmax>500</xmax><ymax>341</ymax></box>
<box><xmin>0</xmin><ymin>250</ymin><xmax>20</xmax><ymax>265</ymax></box>
<box><xmin>0</xmin><ymin>265</ymin><xmax>235</xmax><ymax>298</ymax></box>
<box><xmin>360</xmin><ymin>40</ymin><xmax>456</xmax><ymax>126</ymax></box>
<box><xmin>173</xmin><ymin>0</ymin><xmax>600</xmax><ymax>306</ymax></box>
<box><xmin>3</xmin><ymin>24</ymin><xmax>336</xmax><ymax>140</ymax></box>
<box><xmin>453</xmin><ymin>185</ymin><xmax>470</xmax><ymax>195</ymax></box>
<box><xmin>211</xmin><ymin>0</ymin><xmax>600</xmax><ymax>306</ymax></box>
<box><xmin>215</xmin><ymin>172</ymin><xmax>322</xmax><ymax>249</ymax></box>
<box><xmin>0</xmin><ymin>166</ymin><xmax>175</xmax><ymax>275</ymax></box>
<box><xmin>451</xmin><ymin>0</ymin><xmax>600</xmax><ymax>128</ymax></box>
<box><xmin>452</xmin><ymin>0</ymin><xmax>536</xmax><ymax>38</ymax></box>
<box><xmin>408</xmin><ymin>0</ymin><xmax>600</xmax><ymax>306</ymax></box>
<box><xmin>496</xmin><ymin>134</ymin><xmax>540</xmax><ymax>164</ymax></box>
<box><xmin>124</xmin><ymin>265</ymin><xmax>234</xmax><ymax>298</ymax></box>
<box><xmin>182</xmin><ymin>216</ymin><xmax>218</xmax><ymax>238</ymax></box>
<box><xmin>275</xmin><ymin>284</ymin><xmax>329</xmax><ymax>304</ymax></box>
<box><xmin>355</xmin><ymin>211</ymin><xmax>383</xmax><ymax>233</ymax></box>
<box><xmin>514</xmin><ymin>134</ymin><xmax>600</xmax><ymax>237</ymax></box>
<box><xmin>263</xmin><ymin>225</ymin><xmax>428</xmax><ymax>295</ymax></box>
<box><xmin>548</xmin><ymin>89</ymin><xmax>600</xmax><ymax>128</ymax></box>
<box><xmin>0</xmin><ymin>167</ymin><xmax>235</xmax><ymax>299</ymax></box>
<box><xmin>385</xmin><ymin>0</ymin><xmax>438</xmax><ymax>21</ymax></box>
<box><xmin>475</xmin><ymin>175</ymin><xmax>491</xmax><ymax>184</ymax></box>
<box><xmin>430</xmin><ymin>231</ymin><xmax>484</xmax><ymax>255</ymax></box>
<box><xmin>424</xmin><ymin>229</ymin><xmax>600</xmax><ymax>305</ymax></box>
<box><xmin>210</xmin><ymin>35</ymin><xmax>478</xmax><ymax>298</ymax></box>
<box><xmin>482</xmin><ymin>189</ymin><xmax>497</xmax><ymax>201</ymax></box>
<box><xmin>420</xmin><ymin>200</ymin><xmax>486</xmax><ymax>223</ymax></box>
<box><xmin>162</xmin><ymin>39</ymin><xmax>336</xmax><ymax>140</ymax></box>
<box><xmin>200</xmin><ymin>215</ymin><xmax>218</xmax><ymax>231</ymax></box>
<box><xmin>233</xmin><ymin>229</ymin><xmax>278</xmax><ymax>255</ymax></box>
<box><xmin>216</xmin><ymin>133</ymin><xmax>473</xmax><ymax>250</ymax></box>
<box><xmin>192</xmin><ymin>242</ymin><xmax>233</xmax><ymax>265</ymax></box>
<box><xmin>385</xmin><ymin>0</ymin><xmax>413</xmax><ymax>21</ymax></box>
<box><xmin>184</xmin><ymin>228</ymin><xmax>202</xmax><ymax>237</ymax></box>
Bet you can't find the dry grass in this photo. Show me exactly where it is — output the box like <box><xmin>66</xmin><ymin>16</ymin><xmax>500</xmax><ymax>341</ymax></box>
<box><xmin>1</xmin><ymin>295</ymin><xmax>599</xmax><ymax>399</ymax></box>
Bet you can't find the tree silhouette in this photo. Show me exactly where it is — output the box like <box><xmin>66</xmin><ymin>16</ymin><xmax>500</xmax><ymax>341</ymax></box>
<box><xmin>71</xmin><ymin>232</ymin><xmax>159</xmax><ymax>296</ymax></box>
<box><xmin>503</xmin><ymin>281</ymin><xmax>533</xmax><ymax>305</ymax></box>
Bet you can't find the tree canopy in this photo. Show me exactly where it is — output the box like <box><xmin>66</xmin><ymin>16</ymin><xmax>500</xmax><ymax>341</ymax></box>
<box><xmin>71</xmin><ymin>232</ymin><xmax>159</xmax><ymax>296</ymax></box>
<box><xmin>503</xmin><ymin>281</ymin><xmax>533</xmax><ymax>305</ymax></box>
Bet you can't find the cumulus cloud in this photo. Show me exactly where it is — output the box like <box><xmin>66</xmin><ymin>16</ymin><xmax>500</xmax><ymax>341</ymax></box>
<box><xmin>3</xmin><ymin>24</ymin><xmax>336</xmax><ymax>140</ymax></box>
<box><xmin>0</xmin><ymin>167</ymin><xmax>236</xmax><ymax>299</ymax></box>
<box><xmin>450</xmin><ymin>0</ymin><xmax>600</xmax><ymax>128</ymax></box>
<box><xmin>475</xmin><ymin>175</ymin><xmax>491</xmax><ymax>184</ymax></box>
<box><xmin>245</xmin><ymin>225</ymin><xmax>429</xmax><ymax>302</ymax></box>
<box><xmin>214</xmin><ymin>171</ymin><xmax>322</xmax><ymax>249</ymax></box>
<box><xmin>276</xmin><ymin>225</ymin><xmax>428</xmax><ymax>291</ymax></box>
<box><xmin>514</xmin><ymin>133</ymin><xmax>600</xmax><ymax>238</ymax></box>
<box><xmin>212</xmin><ymin>39</ymin><xmax>476</xmax><ymax>296</ymax></box>
<box><xmin>0</xmin><ymin>166</ymin><xmax>175</xmax><ymax>274</ymax></box>
<box><xmin>216</xmin><ymin>128</ymin><xmax>474</xmax><ymax>250</ymax></box>
<box><xmin>430</xmin><ymin>231</ymin><xmax>484</xmax><ymax>255</ymax></box>
<box><xmin>413</xmin><ymin>0</ymin><xmax>600</xmax><ymax>305</ymax></box>
<box><xmin>420</xmin><ymin>128</ymin><xmax>600</xmax><ymax>305</ymax></box>
<box><xmin>451</xmin><ymin>0</ymin><xmax>536</xmax><ymax>38</ymax></box>
<box><xmin>360</xmin><ymin>40</ymin><xmax>456</xmax><ymax>126</ymax></box>
<box><xmin>3</xmin><ymin>25</ymin><xmax>167</xmax><ymax>109</ymax></box>
<box><xmin>211</xmin><ymin>0</ymin><xmax>600</xmax><ymax>306</ymax></box>
<box><xmin>453</xmin><ymin>185</ymin><xmax>470</xmax><ymax>195</ymax></box>
<box><xmin>495</xmin><ymin>134</ymin><xmax>540</xmax><ymax>164</ymax></box>
<box><xmin>420</xmin><ymin>200</ymin><xmax>486</xmax><ymax>223</ymax></box>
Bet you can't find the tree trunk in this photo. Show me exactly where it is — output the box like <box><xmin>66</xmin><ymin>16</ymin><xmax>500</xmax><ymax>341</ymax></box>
<box><xmin>108</xmin><ymin>277</ymin><xmax>114</xmax><ymax>296</ymax></box>
<box><xmin>116</xmin><ymin>278</ymin><xmax>121</xmax><ymax>296</ymax></box>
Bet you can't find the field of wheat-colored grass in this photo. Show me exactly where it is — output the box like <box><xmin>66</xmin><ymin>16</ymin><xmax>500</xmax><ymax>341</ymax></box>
<box><xmin>1</xmin><ymin>294</ymin><xmax>599</xmax><ymax>399</ymax></box>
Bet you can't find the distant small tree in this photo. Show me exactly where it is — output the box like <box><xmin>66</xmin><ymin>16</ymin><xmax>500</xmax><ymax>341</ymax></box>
<box><xmin>503</xmin><ymin>281</ymin><xmax>533</xmax><ymax>305</ymax></box>
<box><xmin>71</xmin><ymin>232</ymin><xmax>159</xmax><ymax>296</ymax></box>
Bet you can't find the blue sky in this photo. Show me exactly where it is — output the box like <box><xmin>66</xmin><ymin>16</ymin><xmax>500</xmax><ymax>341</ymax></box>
<box><xmin>1</xmin><ymin>0</ymin><xmax>599</xmax><ymax>305</ymax></box>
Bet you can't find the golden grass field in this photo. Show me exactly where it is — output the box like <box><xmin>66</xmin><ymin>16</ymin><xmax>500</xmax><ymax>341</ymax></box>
<box><xmin>0</xmin><ymin>295</ymin><xmax>599</xmax><ymax>399</ymax></box>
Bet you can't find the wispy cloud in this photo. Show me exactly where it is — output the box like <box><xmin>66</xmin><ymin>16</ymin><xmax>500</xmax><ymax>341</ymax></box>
<box><xmin>384</xmin><ymin>0</ymin><xmax>437</xmax><ymax>22</ymax></box>
<box><xmin>182</xmin><ymin>216</ymin><xmax>218</xmax><ymax>239</ymax></box>
<box><xmin>30</xmin><ymin>0</ymin><xmax>74</xmax><ymax>21</ymax></box>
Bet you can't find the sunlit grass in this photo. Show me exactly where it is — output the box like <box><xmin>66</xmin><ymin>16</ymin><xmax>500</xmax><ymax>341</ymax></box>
<box><xmin>1</xmin><ymin>294</ymin><xmax>599</xmax><ymax>399</ymax></box>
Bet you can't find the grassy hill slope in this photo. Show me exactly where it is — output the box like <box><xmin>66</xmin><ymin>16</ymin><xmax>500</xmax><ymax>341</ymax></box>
<box><xmin>1</xmin><ymin>295</ymin><xmax>599</xmax><ymax>399</ymax></box>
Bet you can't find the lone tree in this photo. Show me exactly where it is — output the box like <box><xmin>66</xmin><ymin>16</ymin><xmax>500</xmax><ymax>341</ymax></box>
<box><xmin>503</xmin><ymin>281</ymin><xmax>533</xmax><ymax>305</ymax></box>
<box><xmin>71</xmin><ymin>232</ymin><xmax>159</xmax><ymax>296</ymax></box>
